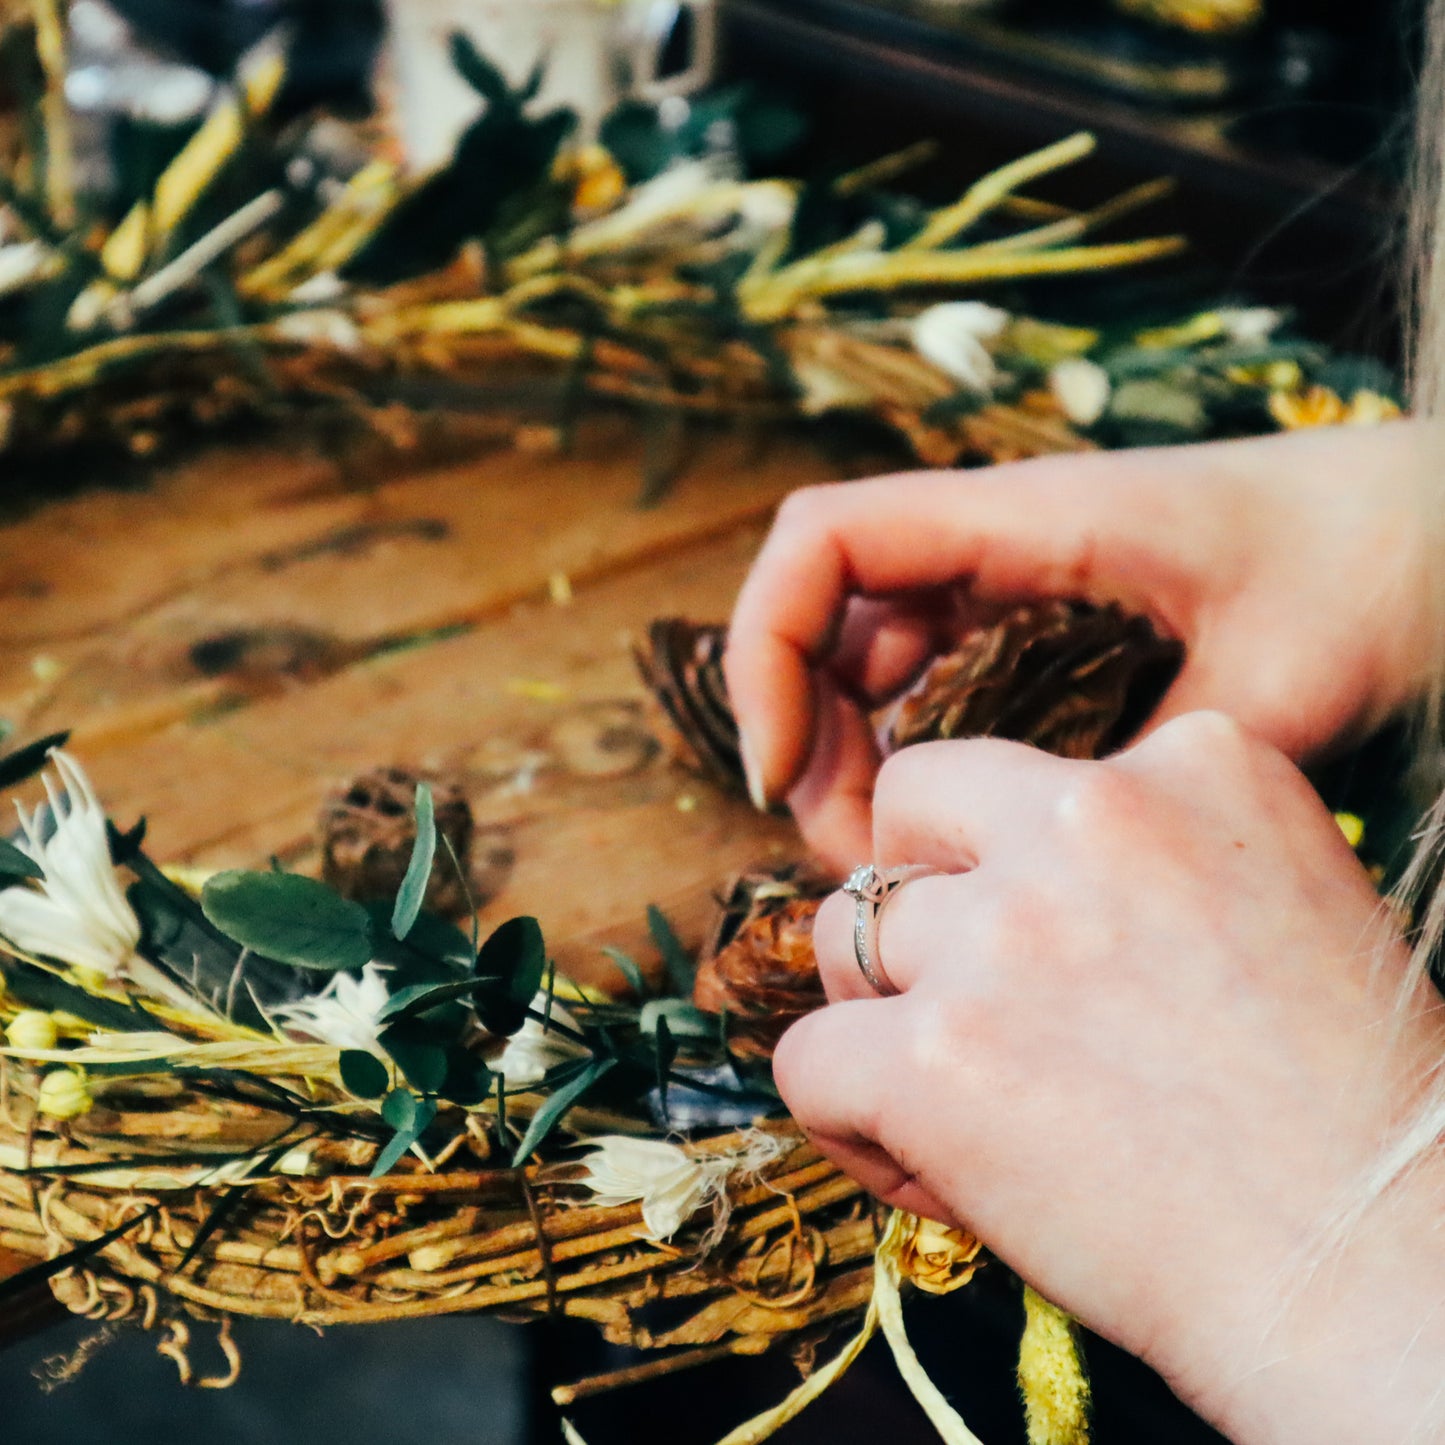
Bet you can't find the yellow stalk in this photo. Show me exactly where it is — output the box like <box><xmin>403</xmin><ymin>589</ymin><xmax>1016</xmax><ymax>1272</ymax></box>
<box><xmin>30</xmin><ymin>0</ymin><xmax>73</xmax><ymax>227</ymax></box>
<box><xmin>740</xmin><ymin>235</ymin><xmax>1186</xmax><ymax>322</ymax></box>
<box><xmin>967</xmin><ymin>177</ymin><xmax>1176</xmax><ymax>257</ymax></box>
<box><xmin>833</xmin><ymin>139</ymin><xmax>939</xmax><ymax>198</ymax></box>
<box><xmin>239</xmin><ymin>160</ymin><xmax>400</xmax><ymax>299</ymax></box>
<box><xmin>902</xmin><ymin>132</ymin><xmax>1096</xmax><ymax>252</ymax></box>
<box><xmin>102</xmin><ymin>41</ymin><xmax>287</xmax><ymax>282</ymax></box>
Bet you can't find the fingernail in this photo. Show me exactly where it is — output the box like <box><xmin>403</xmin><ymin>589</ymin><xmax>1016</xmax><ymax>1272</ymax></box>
<box><xmin>738</xmin><ymin>728</ymin><xmax>770</xmax><ymax>813</ymax></box>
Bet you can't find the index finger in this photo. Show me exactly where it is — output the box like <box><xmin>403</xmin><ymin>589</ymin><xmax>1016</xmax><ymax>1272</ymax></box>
<box><xmin>724</xmin><ymin>454</ymin><xmax>1191</xmax><ymax>805</ymax></box>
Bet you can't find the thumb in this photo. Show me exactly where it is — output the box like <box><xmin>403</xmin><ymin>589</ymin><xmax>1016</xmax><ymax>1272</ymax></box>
<box><xmin>774</xmin><ymin>1002</ymin><xmax>956</xmax><ymax>1221</ymax></box>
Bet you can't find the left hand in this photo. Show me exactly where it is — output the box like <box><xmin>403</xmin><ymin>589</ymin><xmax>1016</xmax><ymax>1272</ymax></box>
<box><xmin>773</xmin><ymin>711</ymin><xmax>1445</xmax><ymax>1445</ymax></box>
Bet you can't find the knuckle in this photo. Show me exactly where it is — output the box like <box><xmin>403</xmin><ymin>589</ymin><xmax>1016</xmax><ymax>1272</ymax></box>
<box><xmin>773</xmin><ymin>484</ymin><xmax>840</xmax><ymax>537</ymax></box>
<box><xmin>1051</xmin><ymin>764</ymin><xmax>1148</xmax><ymax>841</ymax></box>
<box><xmin>1148</xmin><ymin>708</ymin><xmax>1253</xmax><ymax>762</ymax></box>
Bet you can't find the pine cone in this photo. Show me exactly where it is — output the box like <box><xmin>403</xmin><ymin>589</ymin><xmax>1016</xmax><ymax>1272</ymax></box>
<box><xmin>693</xmin><ymin>864</ymin><xmax>834</xmax><ymax>1059</ymax></box>
<box><xmin>885</xmin><ymin>601</ymin><xmax>1182</xmax><ymax>759</ymax></box>
<box><xmin>320</xmin><ymin>767</ymin><xmax>475</xmax><ymax>920</ymax></box>
<box><xmin>632</xmin><ymin>619</ymin><xmax>742</xmax><ymax>791</ymax></box>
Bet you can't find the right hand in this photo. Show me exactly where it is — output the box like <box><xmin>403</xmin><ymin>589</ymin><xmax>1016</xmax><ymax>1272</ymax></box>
<box><xmin>725</xmin><ymin>421</ymin><xmax>1437</xmax><ymax>868</ymax></box>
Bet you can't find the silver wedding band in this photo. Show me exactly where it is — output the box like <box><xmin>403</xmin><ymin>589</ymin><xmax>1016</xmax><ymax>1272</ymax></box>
<box><xmin>842</xmin><ymin>863</ymin><xmax>936</xmax><ymax>997</ymax></box>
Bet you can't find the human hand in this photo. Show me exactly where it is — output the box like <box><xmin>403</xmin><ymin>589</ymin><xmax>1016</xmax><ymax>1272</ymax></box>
<box><xmin>774</xmin><ymin>712</ymin><xmax>1445</xmax><ymax>1444</ymax></box>
<box><xmin>726</xmin><ymin>422</ymin><xmax>1436</xmax><ymax>868</ymax></box>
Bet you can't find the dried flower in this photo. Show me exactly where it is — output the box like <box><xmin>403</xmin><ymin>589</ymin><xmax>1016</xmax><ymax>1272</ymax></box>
<box><xmin>1269</xmin><ymin>386</ymin><xmax>1402</xmax><ymax>430</ymax></box>
<box><xmin>576</xmin><ymin>1135</ymin><xmax>713</xmax><ymax>1240</ymax></box>
<box><xmin>693</xmin><ymin>864</ymin><xmax>834</xmax><ymax>1058</ymax></box>
<box><xmin>911</xmin><ymin>301</ymin><xmax>1010</xmax><ymax>392</ymax></box>
<box><xmin>575</xmin><ymin>1129</ymin><xmax>788</xmax><ymax>1242</ymax></box>
<box><xmin>1048</xmin><ymin>358</ymin><xmax>1111</xmax><ymax>426</ymax></box>
<box><xmin>896</xmin><ymin>1215</ymin><xmax>983</xmax><ymax>1296</ymax></box>
<box><xmin>275</xmin><ymin>962</ymin><xmax>392</xmax><ymax>1055</ymax></box>
<box><xmin>4</xmin><ymin>1010</ymin><xmax>59</xmax><ymax>1051</ymax></box>
<box><xmin>1213</xmin><ymin>306</ymin><xmax>1283</xmax><ymax>345</ymax></box>
<box><xmin>37</xmin><ymin>1067</ymin><xmax>92</xmax><ymax>1120</ymax></box>
<box><xmin>0</xmin><ymin>751</ymin><xmax>141</xmax><ymax>978</ymax></box>
<box><xmin>495</xmin><ymin>993</ymin><xmax>589</xmax><ymax>1086</ymax></box>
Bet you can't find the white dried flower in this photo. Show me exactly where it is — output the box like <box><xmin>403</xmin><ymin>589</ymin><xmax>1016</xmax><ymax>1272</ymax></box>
<box><xmin>0</xmin><ymin>751</ymin><xmax>141</xmax><ymax>978</ymax></box>
<box><xmin>1214</xmin><ymin>306</ymin><xmax>1283</xmax><ymax>345</ymax></box>
<box><xmin>274</xmin><ymin>307</ymin><xmax>362</xmax><ymax>353</ymax></box>
<box><xmin>0</xmin><ymin>240</ymin><xmax>57</xmax><ymax>299</ymax></box>
<box><xmin>577</xmin><ymin>1135</ymin><xmax>713</xmax><ymax>1240</ymax></box>
<box><xmin>911</xmin><ymin>301</ymin><xmax>1010</xmax><ymax>393</ymax></box>
<box><xmin>496</xmin><ymin>992</ymin><xmax>589</xmax><ymax>1087</ymax></box>
<box><xmin>1049</xmin><ymin>357</ymin><xmax>1112</xmax><ymax>426</ymax></box>
<box><xmin>576</xmin><ymin>1129</ymin><xmax>791</xmax><ymax>1243</ymax></box>
<box><xmin>274</xmin><ymin>961</ymin><xmax>392</xmax><ymax>1054</ymax></box>
<box><xmin>287</xmin><ymin>271</ymin><xmax>348</xmax><ymax>305</ymax></box>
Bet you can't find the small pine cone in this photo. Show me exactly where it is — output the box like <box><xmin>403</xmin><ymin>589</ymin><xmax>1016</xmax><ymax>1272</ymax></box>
<box><xmin>885</xmin><ymin>601</ymin><xmax>1182</xmax><ymax>760</ymax></box>
<box><xmin>632</xmin><ymin>619</ymin><xmax>743</xmax><ymax>791</ymax></box>
<box><xmin>320</xmin><ymin>766</ymin><xmax>474</xmax><ymax>920</ymax></box>
<box><xmin>693</xmin><ymin>864</ymin><xmax>834</xmax><ymax>1059</ymax></box>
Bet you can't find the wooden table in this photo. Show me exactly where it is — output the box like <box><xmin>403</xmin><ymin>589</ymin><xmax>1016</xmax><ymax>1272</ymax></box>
<box><xmin>0</xmin><ymin>418</ymin><xmax>839</xmax><ymax>982</ymax></box>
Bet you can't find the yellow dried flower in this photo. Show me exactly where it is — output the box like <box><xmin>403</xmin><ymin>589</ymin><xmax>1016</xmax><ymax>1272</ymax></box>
<box><xmin>1270</xmin><ymin>386</ymin><xmax>1402</xmax><ymax>431</ymax></box>
<box><xmin>555</xmin><ymin>144</ymin><xmax>628</xmax><ymax>215</ymax></box>
<box><xmin>1019</xmin><ymin>1285</ymin><xmax>1091</xmax><ymax>1445</ymax></box>
<box><xmin>896</xmin><ymin>1215</ymin><xmax>983</xmax><ymax>1296</ymax></box>
<box><xmin>1335</xmin><ymin>812</ymin><xmax>1366</xmax><ymax>850</ymax></box>
<box><xmin>1226</xmin><ymin>359</ymin><xmax>1302</xmax><ymax>392</ymax></box>
<box><xmin>37</xmin><ymin>1067</ymin><xmax>92</xmax><ymax>1120</ymax></box>
<box><xmin>5</xmin><ymin>1009</ymin><xmax>59</xmax><ymax>1051</ymax></box>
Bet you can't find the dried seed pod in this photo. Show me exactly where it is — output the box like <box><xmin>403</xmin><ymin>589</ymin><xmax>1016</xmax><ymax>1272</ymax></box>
<box><xmin>885</xmin><ymin>601</ymin><xmax>1182</xmax><ymax>760</ymax></box>
<box><xmin>693</xmin><ymin>864</ymin><xmax>834</xmax><ymax>1059</ymax></box>
<box><xmin>632</xmin><ymin>619</ymin><xmax>743</xmax><ymax>791</ymax></box>
<box><xmin>320</xmin><ymin>766</ymin><xmax>474</xmax><ymax>920</ymax></box>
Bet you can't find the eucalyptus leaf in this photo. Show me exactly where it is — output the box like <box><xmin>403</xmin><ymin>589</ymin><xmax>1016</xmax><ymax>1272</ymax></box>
<box><xmin>654</xmin><ymin>1015</ymin><xmax>676</xmax><ymax>1121</ymax></box>
<box><xmin>372</xmin><ymin>1093</ymin><xmax>438</xmax><ymax>1178</ymax></box>
<box><xmin>640</xmin><ymin>998</ymin><xmax>714</xmax><ymax>1041</ymax></box>
<box><xmin>511</xmin><ymin>1056</ymin><xmax>616</xmax><ymax>1165</ymax></box>
<box><xmin>379</xmin><ymin>1020</ymin><xmax>450</xmax><ymax>1094</ymax></box>
<box><xmin>201</xmin><ymin>871</ymin><xmax>372</xmax><ymax>973</ymax></box>
<box><xmin>0</xmin><ymin>836</ymin><xmax>42</xmax><ymax>880</ymax></box>
<box><xmin>340</xmin><ymin>1049</ymin><xmax>390</xmax><ymax>1100</ymax></box>
<box><xmin>647</xmin><ymin>905</ymin><xmax>695</xmax><ymax>996</ymax></box>
<box><xmin>600</xmin><ymin>946</ymin><xmax>647</xmax><ymax>998</ymax></box>
<box><xmin>377</xmin><ymin>977</ymin><xmax>479</xmax><ymax>1024</ymax></box>
<box><xmin>441</xmin><ymin>1050</ymin><xmax>494</xmax><ymax>1108</ymax></box>
<box><xmin>0</xmin><ymin>730</ymin><xmax>70</xmax><ymax>792</ymax></box>
<box><xmin>390</xmin><ymin>783</ymin><xmax>435</xmax><ymax>942</ymax></box>
<box><xmin>475</xmin><ymin>916</ymin><xmax>546</xmax><ymax>1007</ymax></box>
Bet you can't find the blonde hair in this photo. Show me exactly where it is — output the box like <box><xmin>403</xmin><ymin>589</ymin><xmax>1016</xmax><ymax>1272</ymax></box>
<box><xmin>1369</xmin><ymin>0</ymin><xmax>1445</xmax><ymax>1194</ymax></box>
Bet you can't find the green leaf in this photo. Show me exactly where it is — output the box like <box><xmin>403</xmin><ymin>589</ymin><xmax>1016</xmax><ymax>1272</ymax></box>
<box><xmin>640</xmin><ymin>998</ymin><xmax>714</xmax><ymax>1041</ymax></box>
<box><xmin>654</xmin><ymin>1015</ymin><xmax>676</xmax><ymax>1121</ymax></box>
<box><xmin>511</xmin><ymin>1056</ymin><xmax>616</xmax><ymax>1165</ymax></box>
<box><xmin>449</xmin><ymin>30</ymin><xmax>516</xmax><ymax>106</ymax></box>
<box><xmin>476</xmin><ymin>916</ymin><xmax>547</xmax><ymax>1006</ymax></box>
<box><xmin>378</xmin><ymin>977</ymin><xmax>478</xmax><ymax>1024</ymax></box>
<box><xmin>201</xmin><ymin>871</ymin><xmax>372</xmax><ymax>972</ymax></box>
<box><xmin>0</xmin><ymin>836</ymin><xmax>42</xmax><ymax>880</ymax></box>
<box><xmin>647</xmin><ymin>905</ymin><xmax>695</xmax><ymax>996</ymax></box>
<box><xmin>378</xmin><ymin>1020</ymin><xmax>449</xmax><ymax>1094</ymax></box>
<box><xmin>440</xmin><ymin>1049</ymin><xmax>493</xmax><ymax>1108</ymax></box>
<box><xmin>340</xmin><ymin>1049</ymin><xmax>390</xmax><ymax>1100</ymax></box>
<box><xmin>372</xmin><ymin>1091</ymin><xmax>438</xmax><ymax>1178</ymax></box>
<box><xmin>390</xmin><ymin>783</ymin><xmax>435</xmax><ymax>942</ymax></box>
<box><xmin>0</xmin><ymin>959</ymin><xmax>152</xmax><ymax>1031</ymax></box>
<box><xmin>0</xmin><ymin>730</ymin><xmax>70</xmax><ymax>791</ymax></box>
<box><xmin>600</xmin><ymin>946</ymin><xmax>647</xmax><ymax>998</ymax></box>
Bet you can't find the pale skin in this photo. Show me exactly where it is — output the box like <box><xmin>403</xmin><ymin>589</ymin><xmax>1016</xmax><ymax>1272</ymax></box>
<box><xmin>723</xmin><ymin>421</ymin><xmax>1445</xmax><ymax>1443</ymax></box>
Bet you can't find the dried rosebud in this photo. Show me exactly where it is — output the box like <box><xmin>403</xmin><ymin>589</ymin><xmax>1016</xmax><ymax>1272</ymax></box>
<box><xmin>896</xmin><ymin>1215</ymin><xmax>983</xmax><ymax>1296</ymax></box>
<box><xmin>693</xmin><ymin>865</ymin><xmax>834</xmax><ymax>1059</ymax></box>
